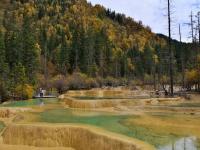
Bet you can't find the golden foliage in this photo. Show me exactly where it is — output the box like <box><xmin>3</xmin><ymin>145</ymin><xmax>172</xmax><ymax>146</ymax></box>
<box><xmin>14</xmin><ymin>84</ymin><xmax>34</xmax><ymax>100</ymax></box>
<box><xmin>185</xmin><ymin>69</ymin><xmax>199</xmax><ymax>84</ymax></box>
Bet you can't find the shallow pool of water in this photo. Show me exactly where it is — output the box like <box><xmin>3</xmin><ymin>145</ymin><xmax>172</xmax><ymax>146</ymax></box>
<box><xmin>0</xmin><ymin>98</ymin><xmax>59</xmax><ymax>107</ymax></box>
<box><xmin>34</xmin><ymin>108</ymin><xmax>200</xmax><ymax>149</ymax></box>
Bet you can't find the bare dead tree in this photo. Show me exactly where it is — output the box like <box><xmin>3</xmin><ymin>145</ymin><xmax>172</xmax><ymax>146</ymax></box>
<box><xmin>184</xmin><ymin>11</ymin><xmax>198</xmax><ymax>73</ymax></box>
<box><xmin>196</xmin><ymin>12</ymin><xmax>200</xmax><ymax>90</ymax></box>
<box><xmin>185</xmin><ymin>11</ymin><xmax>196</xmax><ymax>42</ymax></box>
<box><xmin>190</xmin><ymin>11</ymin><xmax>195</xmax><ymax>43</ymax></box>
<box><xmin>179</xmin><ymin>24</ymin><xmax>185</xmax><ymax>89</ymax></box>
<box><xmin>195</xmin><ymin>12</ymin><xmax>200</xmax><ymax>58</ymax></box>
<box><xmin>197</xmin><ymin>12</ymin><xmax>200</xmax><ymax>44</ymax></box>
<box><xmin>167</xmin><ymin>0</ymin><xmax>174</xmax><ymax>96</ymax></box>
<box><xmin>179</xmin><ymin>24</ymin><xmax>182</xmax><ymax>42</ymax></box>
<box><xmin>193</xmin><ymin>12</ymin><xmax>199</xmax><ymax>69</ymax></box>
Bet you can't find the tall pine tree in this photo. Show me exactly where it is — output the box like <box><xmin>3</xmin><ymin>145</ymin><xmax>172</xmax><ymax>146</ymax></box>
<box><xmin>22</xmin><ymin>17</ymin><xmax>39</xmax><ymax>84</ymax></box>
<box><xmin>58</xmin><ymin>33</ymin><xmax>70</xmax><ymax>75</ymax></box>
<box><xmin>0</xmin><ymin>30</ymin><xmax>9</xmax><ymax>101</ymax></box>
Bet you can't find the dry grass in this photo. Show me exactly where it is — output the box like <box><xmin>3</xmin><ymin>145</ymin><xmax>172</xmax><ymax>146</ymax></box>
<box><xmin>2</xmin><ymin>123</ymin><xmax>155</xmax><ymax>150</ymax></box>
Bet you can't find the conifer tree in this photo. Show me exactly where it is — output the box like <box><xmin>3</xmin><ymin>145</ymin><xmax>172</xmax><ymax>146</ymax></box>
<box><xmin>0</xmin><ymin>30</ymin><xmax>9</xmax><ymax>101</ymax></box>
<box><xmin>22</xmin><ymin>17</ymin><xmax>39</xmax><ymax>84</ymax></box>
<box><xmin>58</xmin><ymin>33</ymin><xmax>70</xmax><ymax>75</ymax></box>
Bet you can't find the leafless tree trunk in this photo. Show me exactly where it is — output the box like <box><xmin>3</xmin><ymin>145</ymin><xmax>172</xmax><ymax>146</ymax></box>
<box><xmin>168</xmin><ymin>0</ymin><xmax>174</xmax><ymax>96</ymax></box>
<box><xmin>179</xmin><ymin>24</ymin><xmax>185</xmax><ymax>89</ymax></box>
<box><xmin>197</xmin><ymin>12</ymin><xmax>200</xmax><ymax>44</ymax></box>
<box><xmin>190</xmin><ymin>11</ymin><xmax>195</xmax><ymax>42</ymax></box>
<box><xmin>197</xmin><ymin>12</ymin><xmax>200</xmax><ymax>91</ymax></box>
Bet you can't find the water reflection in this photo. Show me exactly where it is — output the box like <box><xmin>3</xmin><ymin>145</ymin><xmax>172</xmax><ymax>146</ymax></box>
<box><xmin>158</xmin><ymin>137</ymin><xmax>198</xmax><ymax>150</ymax></box>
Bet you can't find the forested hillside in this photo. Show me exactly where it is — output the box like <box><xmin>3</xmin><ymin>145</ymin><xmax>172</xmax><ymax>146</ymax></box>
<box><xmin>0</xmin><ymin>0</ymin><xmax>198</xmax><ymax>101</ymax></box>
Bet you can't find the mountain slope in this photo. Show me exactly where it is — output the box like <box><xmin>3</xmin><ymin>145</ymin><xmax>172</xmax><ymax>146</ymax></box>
<box><xmin>0</xmin><ymin>0</ymin><xmax>197</xmax><ymax>101</ymax></box>
<box><xmin>1</xmin><ymin>0</ymin><xmax>167</xmax><ymax>77</ymax></box>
